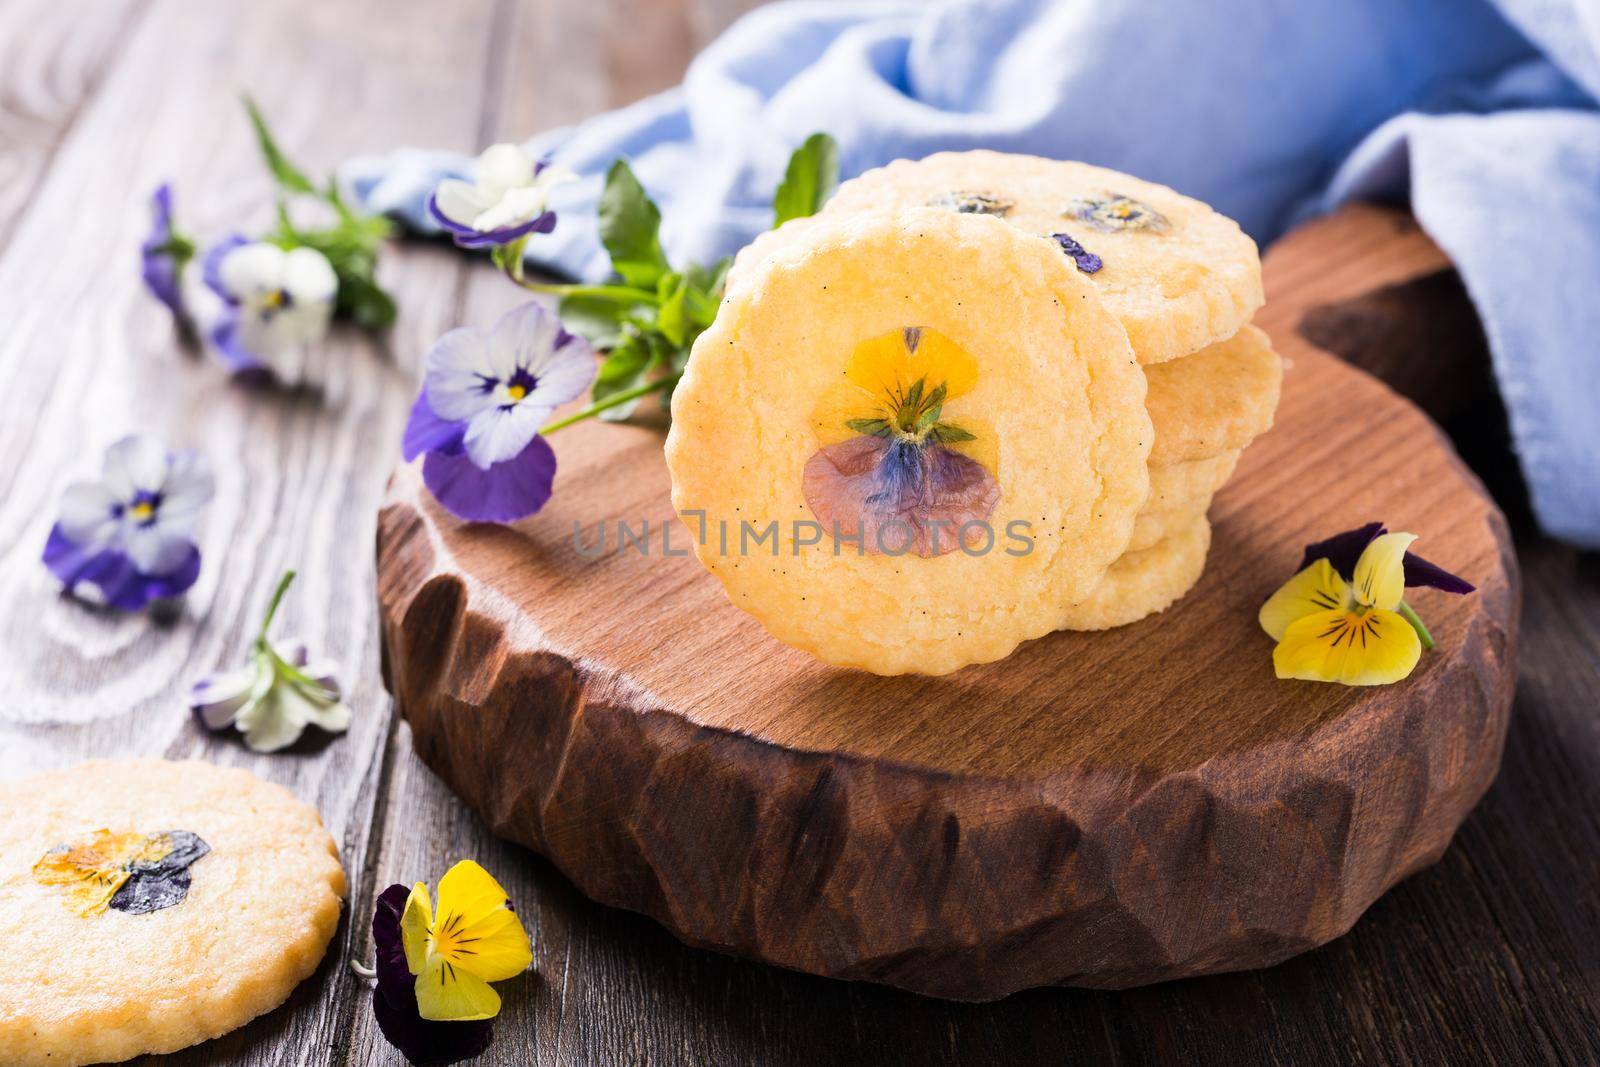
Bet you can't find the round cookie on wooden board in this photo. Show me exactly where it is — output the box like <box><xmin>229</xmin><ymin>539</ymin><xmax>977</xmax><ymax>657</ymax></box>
<box><xmin>731</xmin><ymin>217</ymin><xmax>1280</xmax><ymax>464</ymax></box>
<box><xmin>1147</xmin><ymin>449</ymin><xmax>1240</xmax><ymax>512</ymax></box>
<box><xmin>1060</xmin><ymin>515</ymin><xmax>1212</xmax><ymax>631</ymax></box>
<box><xmin>667</xmin><ymin>208</ymin><xmax>1152</xmax><ymax>675</ymax></box>
<box><xmin>1144</xmin><ymin>323</ymin><xmax>1282</xmax><ymax>464</ymax></box>
<box><xmin>1</xmin><ymin>759</ymin><xmax>346</xmax><ymax>1067</ymax></box>
<box><xmin>1129</xmin><ymin>500</ymin><xmax>1211</xmax><ymax>553</ymax></box>
<box><xmin>821</xmin><ymin>150</ymin><xmax>1264</xmax><ymax>365</ymax></box>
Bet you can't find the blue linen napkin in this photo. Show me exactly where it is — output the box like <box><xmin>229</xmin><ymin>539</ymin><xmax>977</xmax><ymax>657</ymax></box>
<box><xmin>345</xmin><ymin>0</ymin><xmax>1600</xmax><ymax>547</ymax></box>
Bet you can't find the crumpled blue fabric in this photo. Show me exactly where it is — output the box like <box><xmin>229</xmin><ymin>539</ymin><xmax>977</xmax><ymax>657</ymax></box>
<box><xmin>345</xmin><ymin>0</ymin><xmax>1600</xmax><ymax>547</ymax></box>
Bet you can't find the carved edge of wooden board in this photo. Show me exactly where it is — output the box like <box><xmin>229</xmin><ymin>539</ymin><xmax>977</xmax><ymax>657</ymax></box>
<box><xmin>375</xmin><ymin>467</ymin><xmax>1515</xmax><ymax>1000</ymax></box>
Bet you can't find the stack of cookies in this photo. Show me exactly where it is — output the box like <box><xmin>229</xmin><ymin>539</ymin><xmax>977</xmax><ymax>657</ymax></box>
<box><xmin>820</xmin><ymin>153</ymin><xmax>1281</xmax><ymax>631</ymax></box>
<box><xmin>666</xmin><ymin>151</ymin><xmax>1278</xmax><ymax>675</ymax></box>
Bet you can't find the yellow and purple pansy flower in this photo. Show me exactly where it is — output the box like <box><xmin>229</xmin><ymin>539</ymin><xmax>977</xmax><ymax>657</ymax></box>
<box><xmin>1260</xmin><ymin>521</ymin><xmax>1474</xmax><ymax>685</ymax></box>
<box><xmin>34</xmin><ymin>828</ymin><xmax>210</xmax><ymax>917</ymax></box>
<box><xmin>369</xmin><ymin>861</ymin><xmax>532</xmax><ymax>1065</ymax></box>
<box><xmin>803</xmin><ymin>326</ymin><xmax>998</xmax><ymax>557</ymax></box>
<box><xmin>1067</xmin><ymin>193</ymin><xmax>1170</xmax><ymax>234</ymax></box>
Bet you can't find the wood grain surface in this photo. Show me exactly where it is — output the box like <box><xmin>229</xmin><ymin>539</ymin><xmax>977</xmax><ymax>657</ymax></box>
<box><xmin>0</xmin><ymin>1</ymin><xmax>1595</xmax><ymax>1064</ymax></box>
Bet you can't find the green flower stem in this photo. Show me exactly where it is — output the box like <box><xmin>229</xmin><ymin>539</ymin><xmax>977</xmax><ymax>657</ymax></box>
<box><xmin>512</xmin><ymin>278</ymin><xmax>661</xmax><ymax>305</ymax></box>
<box><xmin>1398</xmin><ymin>600</ymin><xmax>1435</xmax><ymax>651</ymax></box>
<box><xmin>542</xmin><ymin>375</ymin><xmax>678</xmax><ymax>434</ymax></box>
<box><xmin>256</xmin><ymin>570</ymin><xmax>297</xmax><ymax>645</ymax></box>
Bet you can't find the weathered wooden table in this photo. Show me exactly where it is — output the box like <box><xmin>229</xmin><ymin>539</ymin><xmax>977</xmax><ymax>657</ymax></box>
<box><xmin>1</xmin><ymin>2</ymin><xmax>1595</xmax><ymax>1064</ymax></box>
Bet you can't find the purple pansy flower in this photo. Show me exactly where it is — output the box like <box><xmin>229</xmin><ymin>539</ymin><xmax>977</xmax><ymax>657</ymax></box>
<box><xmin>42</xmin><ymin>435</ymin><xmax>214</xmax><ymax>610</ymax></box>
<box><xmin>140</xmin><ymin>183</ymin><xmax>193</xmax><ymax>317</ymax></box>
<box><xmin>202</xmin><ymin>235</ymin><xmax>337</xmax><ymax>381</ymax></box>
<box><xmin>1300</xmin><ymin>521</ymin><xmax>1476</xmax><ymax>594</ymax></box>
<box><xmin>1050</xmin><ymin>232</ymin><xmax>1103</xmax><ymax>274</ymax></box>
<box><xmin>370</xmin><ymin>884</ymin><xmax>494</xmax><ymax>1066</ymax></box>
<box><xmin>427</xmin><ymin>143</ymin><xmax>575</xmax><ymax>249</ymax></box>
<box><xmin>403</xmin><ymin>301</ymin><xmax>596</xmax><ymax>523</ymax></box>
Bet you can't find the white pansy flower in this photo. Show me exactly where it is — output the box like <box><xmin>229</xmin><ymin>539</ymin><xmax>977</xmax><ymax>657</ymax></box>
<box><xmin>429</xmin><ymin>143</ymin><xmax>576</xmax><ymax>248</ymax></box>
<box><xmin>203</xmin><ymin>236</ymin><xmax>337</xmax><ymax>382</ymax></box>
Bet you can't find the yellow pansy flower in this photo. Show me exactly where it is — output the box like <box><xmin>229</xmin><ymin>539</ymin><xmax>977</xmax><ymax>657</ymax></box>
<box><xmin>811</xmin><ymin>325</ymin><xmax>989</xmax><ymax>465</ymax></box>
<box><xmin>1261</xmin><ymin>532</ymin><xmax>1422</xmax><ymax>685</ymax></box>
<box><xmin>803</xmin><ymin>325</ymin><xmax>1000</xmax><ymax>557</ymax></box>
<box><xmin>400</xmin><ymin>860</ymin><xmax>533</xmax><ymax>1022</ymax></box>
<box><xmin>1260</xmin><ymin>523</ymin><xmax>1473</xmax><ymax>686</ymax></box>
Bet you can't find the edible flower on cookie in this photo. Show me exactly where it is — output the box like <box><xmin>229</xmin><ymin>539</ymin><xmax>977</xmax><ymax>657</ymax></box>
<box><xmin>33</xmin><ymin>829</ymin><xmax>210</xmax><ymax>917</ymax></box>
<box><xmin>1067</xmin><ymin>193</ymin><xmax>1170</xmax><ymax>234</ymax></box>
<box><xmin>803</xmin><ymin>326</ymin><xmax>999</xmax><ymax>558</ymax></box>
<box><xmin>1260</xmin><ymin>522</ymin><xmax>1474</xmax><ymax>685</ymax></box>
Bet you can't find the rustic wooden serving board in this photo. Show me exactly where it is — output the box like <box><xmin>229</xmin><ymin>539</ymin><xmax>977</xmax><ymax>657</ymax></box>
<box><xmin>376</xmin><ymin>205</ymin><xmax>1517</xmax><ymax>1001</ymax></box>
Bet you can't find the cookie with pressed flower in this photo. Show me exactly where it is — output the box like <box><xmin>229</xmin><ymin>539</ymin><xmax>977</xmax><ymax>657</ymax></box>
<box><xmin>667</xmin><ymin>208</ymin><xmax>1151</xmax><ymax>676</ymax></box>
<box><xmin>1</xmin><ymin>759</ymin><xmax>346</xmax><ymax>1067</ymax></box>
<box><xmin>1059</xmin><ymin>516</ymin><xmax>1212</xmax><ymax>631</ymax></box>
<box><xmin>1146</xmin><ymin>450</ymin><xmax>1241</xmax><ymax>513</ymax></box>
<box><xmin>742</xmin><ymin>241</ymin><xmax>1276</xmax><ymax>466</ymax></box>
<box><xmin>1144</xmin><ymin>324</ymin><xmax>1282</xmax><ymax>465</ymax></box>
<box><xmin>823</xmin><ymin>151</ymin><xmax>1263</xmax><ymax>365</ymax></box>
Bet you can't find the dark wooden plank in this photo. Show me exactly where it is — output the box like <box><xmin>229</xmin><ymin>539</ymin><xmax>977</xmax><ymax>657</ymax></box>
<box><xmin>0</xmin><ymin>0</ymin><xmax>498</xmax><ymax>1063</ymax></box>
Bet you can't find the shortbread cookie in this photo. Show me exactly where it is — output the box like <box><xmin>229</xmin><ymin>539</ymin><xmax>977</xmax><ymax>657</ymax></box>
<box><xmin>1145</xmin><ymin>324</ymin><xmax>1282</xmax><ymax>464</ymax></box>
<box><xmin>668</xmin><ymin>209</ymin><xmax>1151</xmax><ymax>675</ymax></box>
<box><xmin>2</xmin><ymin>759</ymin><xmax>346</xmax><ymax>1066</ymax></box>
<box><xmin>741</xmin><ymin>210</ymin><xmax>1278</xmax><ymax>460</ymax></box>
<box><xmin>1129</xmin><ymin>502</ymin><xmax>1208</xmax><ymax>553</ymax></box>
<box><xmin>1146</xmin><ymin>450</ymin><xmax>1240</xmax><ymax>513</ymax></box>
<box><xmin>822</xmin><ymin>151</ymin><xmax>1263</xmax><ymax>364</ymax></box>
<box><xmin>1060</xmin><ymin>516</ymin><xmax>1212</xmax><ymax>631</ymax></box>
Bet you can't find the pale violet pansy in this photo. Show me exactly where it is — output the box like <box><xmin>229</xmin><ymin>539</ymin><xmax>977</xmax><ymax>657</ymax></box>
<box><xmin>202</xmin><ymin>235</ymin><xmax>338</xmax><ymax>382</ymax></box>
<box><xmin>42</xmin><ymin>435</ymin><xmax>215</xmax><ymax>610</ymax></box>
<box><xmin>402</xmin><ymin>301</ymin><xmax>596</xmax><ymax>523</ymax></box>
<box><xmin>190</xmin><ymin>571</ymin><xmax>351</xmax><ymax>752</ymax></box>
<box><xmin>428</xmin><ymin>143</ymin><xmax>576</xmax><ymax>248</ymax></box>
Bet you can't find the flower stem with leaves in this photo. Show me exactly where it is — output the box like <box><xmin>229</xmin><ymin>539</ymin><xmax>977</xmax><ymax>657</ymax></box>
<box><xmin>244</xmin><ymin>97</ymin><xmax>398</xmax><ymax>329</ymax></box>
<box><xmin>502</xmin><ymin>133</ymin><xmax>839</xmax><ymax>432</ymax></box>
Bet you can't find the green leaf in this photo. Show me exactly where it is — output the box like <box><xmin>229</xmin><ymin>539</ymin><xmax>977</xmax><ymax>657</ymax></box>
<box><xmin>592</xmin><ymin>335</ymin><xmax>655</xmax><ymax>421</ymax></box>
<box><xmin>772</xmin><ymin>133</ymin><xmax>839</xmax><ymax>226</ymax></box>
<box><xmin>336</xmin><ymin>271</ymin><xmax>396</xmax><ymax>330</ymax></box>
<box><xmin>244</xmin><ymin>96</ymin><xmax>317</xmax><ymax>196</ymax></box>
<box><xmin>681</xmin><ymin>256</ymin><xmax>730</xmax><ymax>329</ymax></box>
<box><xmin>657</xmin><ymin>274</ymin><xmax>692</xmax><ymax>347</ymax></box>
<box><xmin>846</xmin><ymin>417</ymin><xmax>892</xmax><ymax>438</ymax></box>
<box><xmin>598</xmin><ymin>160</ymin><xmax>670</xmax><ymax>290</ymax></box>
<box><xmin>928</xmin><ymin>423</ymin><xmax>976</xmax><ymax>444</ymax></box>
<box><xmin>558</xmin><ymin>294</ymin><xmax>630</xmax><ymax>349</ymax></box>
<box><xmin>916</xmin><ymin>383</ymin><xmax>948</xmax><ymax>430</ymax></box>
<box><xmin>903</xmin><ymin>377</ymin><xmax>924</xmax><ymax>412</ymax></box>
